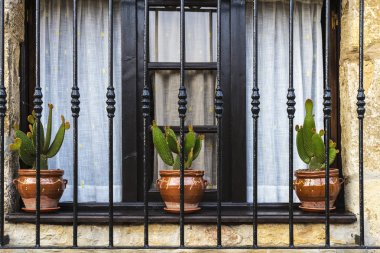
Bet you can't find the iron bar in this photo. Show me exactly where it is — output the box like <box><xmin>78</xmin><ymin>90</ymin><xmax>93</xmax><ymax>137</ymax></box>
<box><xmin>71</xmin><ymin>0</ymin><xmax>80</xmax><ymax>247</ymax></box>
<box><xmin>323</xmin><ymin>0</ymin><xmax>332</xmax><ymax>247</ymax></box>
<box><xmin>142</xmin><ymin>0</ymin><xmax>150</xmax><ymax>247</ymax></box>
<box><xmin>251</xmin><ymin>0</ymin><xmax>260</xmax><ymax>248</ymax></box>
<box><xmin>215</xmin><ymin>0</ymin><xmax>223</xmax><ymax>247</ymax></box>
<box><xmin>148</xmin><ymin>0</ymin><xmax>217</xmax><ymax>7</ymax></box>
<box><xmin>0</xmin><ymin>0</ymin><xmax>5</xmax><ymax>246</ymax></box>
<box><xmin>178</xmin><ymin>0</ymin><xmax>187</xmax><ymax>247</ymax></box>
<box><xmin>158</xmin><ymin>125</ymin><xmax>217</xmax><ymax>134</ymax></box>
<box><xmin>0</xmin><ymin>0</ymin><xmax>373</xmax><ymax>250</ymax></box>
<box><xmin>34</xmin><ymin>0</ymin><xmax>43</xmax><ymax>247</ymax></box>
<box><xmin>287</xmin><ymin>0</ymin><xmax>296</xmax><ymax>248</ymax></box>
<box><xmin>148</xmin><ymin>62</ymin><xmax>216</xmax><ymax>70</ymax></box>
<box><xmin>357</xmin><ymin>0</ymin><xmax>365</xmax><ymax>246</ymax></box>
<box><xmin>106</xmin><ymin>0</ymin><xmax>116</xmax><ymax>247</ymax></box>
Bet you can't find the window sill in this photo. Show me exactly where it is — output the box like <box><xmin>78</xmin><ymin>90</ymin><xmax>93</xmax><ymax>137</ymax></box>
<box><xmin>6</xmin><ymin>202</ymin><xmax>356</xmax><ymax>225</ymax></box>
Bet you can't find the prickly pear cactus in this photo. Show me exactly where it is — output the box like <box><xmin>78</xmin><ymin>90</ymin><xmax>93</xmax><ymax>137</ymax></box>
<box><xmin>165</xmin><ymin>127</ymin><xmax>180</xmax><ymax>154</ymax></box>
<box><xmin>151</xmin><ymin>121</ymin><xmax>174</xmax><ymax>166</ymax></box>
<box><xmin>152</xmin><ymin>122</ymin><xmax>204</xmax><ymax>170</ymax></box>
<box><xmin>295</xmin><ymin>99</ymin><xmax>339</xmax><ymax>170</ymax></box>
<box><xmin>9</xmin><ymin>103</ymin><xmax>70</xmax><ymax>169</ymax></box>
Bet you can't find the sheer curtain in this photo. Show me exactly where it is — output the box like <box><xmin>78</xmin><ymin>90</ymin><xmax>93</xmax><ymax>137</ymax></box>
<box><xmin>150</xmin><ymin>11</ymin><xmax>218</xmax><ymax>188</ymax></box>
<box><xmin>40</xmin><ymin>0</ymin><xmax>122</xmax><ymax>202</ymax></box>
<box><xmin>246</xmin><ymin>0</ymin><xmax>324</xmax><ymax>202</ymax></box>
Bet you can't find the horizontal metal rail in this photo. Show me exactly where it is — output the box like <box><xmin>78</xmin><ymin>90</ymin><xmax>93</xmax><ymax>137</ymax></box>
<box><xmin>148</xmin><ymin>62</ymin><xmax>216</xmax><ymax>70</ymax></box>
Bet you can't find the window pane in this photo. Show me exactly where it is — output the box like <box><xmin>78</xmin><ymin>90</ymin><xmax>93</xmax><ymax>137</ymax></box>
<box><xmin>153</xmin><ymin>70</ymin><xmax>216</xmax><ymax>126</ymax></box>
<box><xmin>40</xmin><ymin>0</ymin><xmax>122</xmax><ymax>202</ymax></box>
<box><xmin>152</xmin><ymin>69</ymin><xmax>217</xmax><ymax>188</ymax></box>
<box><xmin>149</xmin><ymin>10</ymin><xmax>217</xmax><ymax>62</ymax></box>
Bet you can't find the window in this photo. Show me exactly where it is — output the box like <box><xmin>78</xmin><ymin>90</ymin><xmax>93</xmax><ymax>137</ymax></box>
<box><xmin>21</xmin><ymin>0</ymin><xmax>341</xmax><ymax>206</ymax></box>
<box><xmin>150</xmin><ymin>10</ymin><xmax>218</xmax><ymax>188</ymax></box>
<box><xmin>122</xmin><ymin>0</ymin><xmax>246</xmax><ymax>202</ymax></box>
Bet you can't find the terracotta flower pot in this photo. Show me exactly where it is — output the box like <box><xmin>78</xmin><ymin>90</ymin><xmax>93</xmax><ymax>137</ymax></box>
<box><xmin>156</xmin><ymin>170</ymin><xmax>207</xmax><ymax>214</ymax></box>
<box><xmin>293</xmin><ymin>168</ymin><xmax>343</xmax><ymax>212</ymax></box>
<box><xmin>13</xmin><ymin>169</ymin><xmax>67</xmax><ymax>212</ymax></box>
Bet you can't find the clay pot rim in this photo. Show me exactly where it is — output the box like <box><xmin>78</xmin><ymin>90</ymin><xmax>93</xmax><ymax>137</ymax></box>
<box><xmin>18</xmin><ymin>169</ymin><xmax>64</xmax><ymax>177</ymax></box>
<box><xmin>295</xmin><ymin>168</ymin><xmax>339</xmax><ymax>178</ymax></box>
<box><xmin>159</xmin><ymin>170</ymin><xmax>204</xmax><ymax>177</ymax></box>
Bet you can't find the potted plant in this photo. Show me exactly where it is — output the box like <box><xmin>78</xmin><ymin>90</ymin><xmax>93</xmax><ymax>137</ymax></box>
<box><xmin>10</xmin><ymin>104</ymin><xmax>70</xmax><ymax>212</ymax></box>
<box><xmin>152</xmin><ymin>121</ymin><xmax>207</xmax><ymax>214</ymax></box>
<box><xmin>294</xmin><ymin>99</ymin><xmax>343</xmax><ymax>212</ymax></box>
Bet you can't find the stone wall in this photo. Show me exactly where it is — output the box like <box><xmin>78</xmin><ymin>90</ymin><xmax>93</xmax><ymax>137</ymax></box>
<box><xmin>340</xmin><ymin>0</ymin><xmax>380</xmax><ymax>246</ymax></box>
<box><xmin>1</xmin><ymin>0</ymin><xmax>380</xmax><ymax>251</ymax></box>
<box><xmin>3</xmin><ymin>0</ymin><xmax>23</xmax><ymax>215</ymax></box>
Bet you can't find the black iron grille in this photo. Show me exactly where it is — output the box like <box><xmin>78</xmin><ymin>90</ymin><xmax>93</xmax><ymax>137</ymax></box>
<box><xmin>0</xmin><ymin>0</ymin><xmax>374</xmax><ymax>249</ymax></box>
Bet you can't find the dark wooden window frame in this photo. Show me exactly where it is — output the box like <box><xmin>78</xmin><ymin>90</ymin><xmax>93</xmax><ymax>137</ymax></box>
<box><xmin>123</xmin><ymin>0</ymin><xmax>246</xmax><ymax>202</ymax></box>
<box><xmin>9</xmin><ymin>0</ymin><xmax>356</xmax><ymax>224</ymax></box>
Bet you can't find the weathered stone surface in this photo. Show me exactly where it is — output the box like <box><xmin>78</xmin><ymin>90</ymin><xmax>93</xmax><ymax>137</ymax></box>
<box><xmin>340</xmin><ymin>0</ymin><xmax>380</xmax><ymax>248</ymax></box>
<box><xmin>4</xmin><ymin>0</ymin><xmax>23</xmax><ymax>215</ymax></box>
<box><xmin>341</xmin><ymin>0</ymin><xmax>380</xmax><ymax>61</ymax></box>
<box><xmin>2</xmin><ymin>223</ymin><xmax>358</xmax><ymax>247</ymax></box>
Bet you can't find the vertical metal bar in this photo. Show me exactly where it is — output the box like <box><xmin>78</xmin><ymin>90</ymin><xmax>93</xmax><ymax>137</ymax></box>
<box><xmin>142</xmin><ymin>0</ymin><xmax>150</xmax><ymax>247</ymax></box>
<box><xmin>0</xmin><ymin>0</ymin><xmax>5</xmax><ymax>246</ymax></box>
<box><xmin>251</xmin><ymin>0</ymin><xmax>260</xmax><ymax>248</ymax></box>
<box><xmin>357</xmin><ymin>0</ymin><xmax>365</xmax><ymax>246</ymax></box>
<box><xmin>178</xmin><ymin>0</ymin><xmax>187</xmax><ymax>247</ymax></box>
<box><xmin>71</xmin><ymin>0</ymin><xmax>80</xmax><ymax>247</ymax></box>
<box><xmin>323</xmin><ymin>0</ymin><xmax>332</xmax><ymax>247</ymax></box>
<box><xmin>106</xmin><ymin>0</ymin><xmax>116</xmax><ymax>247</ymax></box>
<box><xmin>34</xmin><ymin>0</ymin><xmax>43</xmax><ymax>247</ymax></box>
<box><xmin>287</xmin><ymin>0</ymin><xmax>296</xmax><ymax>248</ymax></box>
<box><xmin>215</xmin><ymin>0</ymin><xmax>223</xmax><ymax>247</ymax></box>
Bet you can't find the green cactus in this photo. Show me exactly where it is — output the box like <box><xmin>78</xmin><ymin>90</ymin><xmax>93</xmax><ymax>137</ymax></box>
<box><xmin>165</xmin><ymin>127</ymin><xmax>180</xmax><ymax>154</ymax></box>
<box><xmin>295</xmin><ymin>99</ymin><xmax>339</xmax><ymax>170</ymax></box>
<box><xmin>151</xmin><ymin>121</ymin><xmax>174</xmax><ymax>166</ymax></box>
<box><xmin>311</xmin><ymin>129</ymin><xmax>325</xmax><ymax>164</ymax></box>
<box><xmin>295</xmin><ymin>126</ymin><xmax>310</xmax><ymax>164</ymax></box>
<box><xmin>9</xmin><ymin>104</ymin><xmax>70</xmax><ymax>169</ymax></box>
<box><xmin>152</xmin><ymin>122</ymin><xmax>204</xmax><ymax>170</ymax></box>
<box><xmin>43</xmin><ymin>104</ymin><xmax>53</xmax><ymax>153</ymax></box>
<box><xmin>193</xmin><ymin>134</ymin><xmax>204</xmax><ymax>161</ymax></box>
<box><xmin>302</xmin><ymin>99</ymin><xmax>316</xmax><ymax>157</ymax></box>
<box><xmin>173</xmin><ymin>155</ymin><xmax>181</xmax><ymax>170</ymax></box>
<box><xmin>184</xmin><ymin>125</ymin><xmax>196</xmax><ymax>154</ymax></box>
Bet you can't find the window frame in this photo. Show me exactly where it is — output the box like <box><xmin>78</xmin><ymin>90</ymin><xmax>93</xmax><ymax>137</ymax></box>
<box><xmin>122</xmin><ymin>0</ymin><xmax>247</xmax><ymax>202</ymax></box>
<box><xmin>19</xmin><ymin>0</ymin><xmax>344</xmax><ymax>210</ymax></box>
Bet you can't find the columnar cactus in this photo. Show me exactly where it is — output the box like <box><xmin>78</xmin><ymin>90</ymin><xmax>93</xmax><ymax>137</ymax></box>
<box><xmin>9</xmin><ymin>104</ymin><xmax>70</xmax><ymax>169</ymax></box>
<box><xmin>296</xmin><ymin>99</ymin><xmax>339</xmax><ymax>170</ymax></box>
<box><xmin>151</xmin><ymin>121</ymin><xmax>204</xmax><ymax>170</ymax></box>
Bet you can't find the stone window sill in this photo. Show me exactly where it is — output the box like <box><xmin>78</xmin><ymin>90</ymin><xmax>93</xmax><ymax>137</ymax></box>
<box><xmin>6</xmin><ymin>202</ymin><xmax>356</xmax><ymax>224</ymax></box>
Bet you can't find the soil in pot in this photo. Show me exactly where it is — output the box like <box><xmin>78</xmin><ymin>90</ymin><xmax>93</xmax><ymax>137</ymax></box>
<box><xmin>156</xmin><ymin>170</ymin><xmax>207</xmax><ymax>214</ymax></box>
<box><xmin>13</xmin><ymin>169</ymin><xmax>67</xmax><ymax>212</ymax></box>
<box><xmin>293</xmin><ymin>168</ymin><xmax>343</xmax><ymax>212</ymax></box>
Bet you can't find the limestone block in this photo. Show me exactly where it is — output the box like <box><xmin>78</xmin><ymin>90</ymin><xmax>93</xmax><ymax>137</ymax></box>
<box><xmin>341</xmin><ymin>0</ymin><xmax>380</xmax><ymax>60</ymax></box>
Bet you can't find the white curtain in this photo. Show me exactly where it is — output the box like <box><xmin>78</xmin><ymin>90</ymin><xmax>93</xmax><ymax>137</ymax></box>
<box><xmin>150</xmin><ymin>11</ymin><xmax>218</xmax><ymax>188</ymax></box>
<box><xmin>40</xmin><ymin>0</ymin><xmax>122</xmax><ymax>202</ymax></box>
<box><xmin>246</xmin><ymin>0</ymin><xmax>324</xmax><ymax>202</ymax></box>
